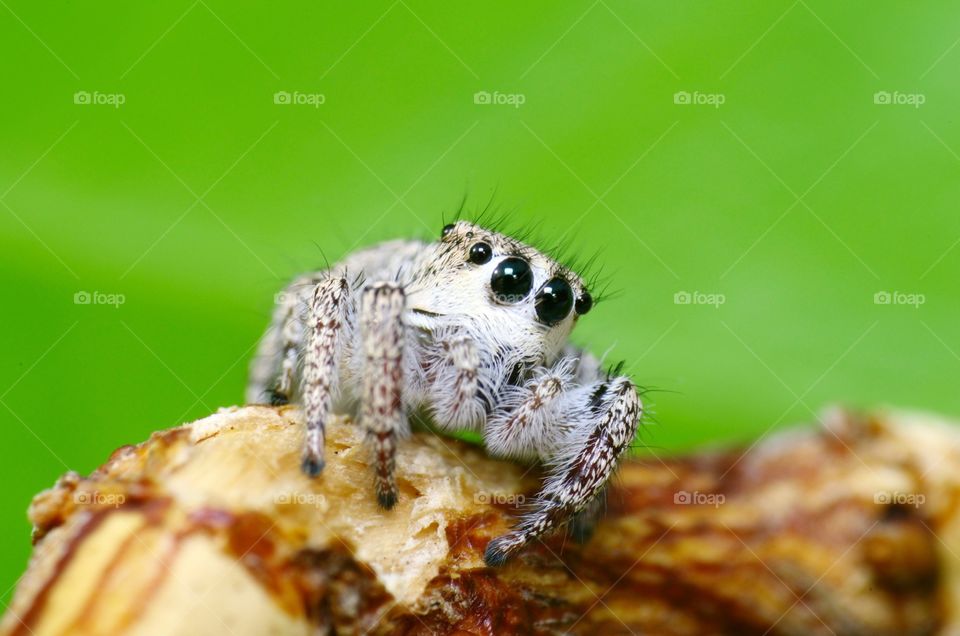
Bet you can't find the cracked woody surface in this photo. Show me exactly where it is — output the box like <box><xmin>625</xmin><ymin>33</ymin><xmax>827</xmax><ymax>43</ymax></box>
<box><xmin>4</xmin><ymin>405</ymin><xmax>960</xmax><ymax>634</ymax></box>
<box><xmin>0</xmin><ymin>0</ymin><xmax>958</xmax><ymax>606</ymax></box>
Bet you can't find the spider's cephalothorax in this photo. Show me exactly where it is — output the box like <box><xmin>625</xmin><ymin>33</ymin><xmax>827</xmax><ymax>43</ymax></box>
<box><xmin>247</xmin><ymin>221</ymin><xmax>642</xmax><ymax>565</ymax></box>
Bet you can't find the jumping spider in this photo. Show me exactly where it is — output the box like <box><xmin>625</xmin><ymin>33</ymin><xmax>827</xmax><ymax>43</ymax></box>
<box><xmin>247</xmin><ymin>221</ymin><xmax>642</xmax><ymax>565</ymax></box>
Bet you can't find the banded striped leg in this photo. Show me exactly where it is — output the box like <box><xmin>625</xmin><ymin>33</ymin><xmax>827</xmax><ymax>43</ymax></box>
<box><xmin>485</xmin><ymin>375</ymin><xmax>641</xmax><ymax>566</ymax></box>
<box><xmin>246</xmin><ymin>286</ymin><xmax>307</xmax><ymax>406</ymax></box>
<box><xmin>484</xmin><ymin>365</ymin><xmax>571</xmax><ymax>461</ymax></box>
<box><xmin>273</xmin><ymin>293</ymin><xmax>303</xmax><ymax>405</ymax></box>
<box><xmin>301</xmin><ymin>277</ymin><xmax>353</xmax><ymax>477</ymax></box>
<box><xmin>568</xmin><ymin>486</ymin><xmax>607</xmax><ymax>543</ymax></box>
<box><xmin>429</xmin><ymin>336</ymin><xmax>484</xmax><ymax>430</ymax></box>
<box><xmin>359</xmin><ymin>282</ymin><xmax>407</xmax><ymax>509</ymax></box>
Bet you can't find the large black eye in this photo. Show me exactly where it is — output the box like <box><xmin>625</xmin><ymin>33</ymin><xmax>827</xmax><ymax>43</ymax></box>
<box><xmin>575</xmin><ymin>291</ymin><xmax>593</xmax><ymax>315</ymax></box>
<box><xmin>490</xmin><ymin>257</ymin><xmax>532</xmax><ymax>303</ymax></box>
<box><xmin>468</xmin><ymin>242</ymin><xmax>492</xmax><ymax>264</ymax></box>
<box><xmin>441</xmin><ymin>223</ymin><xmax>455</xmax><ymax>238</ymax></box>
<box><xmin>535</xmin><ymin>277</ymin><xmax>574</xmax><ymax>325</ymax></box>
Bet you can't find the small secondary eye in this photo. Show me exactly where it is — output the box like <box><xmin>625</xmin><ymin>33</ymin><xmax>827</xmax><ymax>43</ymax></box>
<box><xmin>535</xmin><ymin>277</ymin><xmax>574</xmax><ymax>325</ymax></box>
<box><xmin>468</xmin><ymin>242</ymin><xmax>493</xmax><ymax>264</ymax></box>
<box><xmin>575</xmin><ymin>291</ymin><xmax>593</xmax><ymax>316</ymax></box>
<box><xmin>490</xmin><ymin>257</ymin><xmax>532</xmax><ymax>303</ymax></box>
<box><xmin>441</xmin><ymin>223</ymin><xmax>456</xmax><ymax>238</ymax></box>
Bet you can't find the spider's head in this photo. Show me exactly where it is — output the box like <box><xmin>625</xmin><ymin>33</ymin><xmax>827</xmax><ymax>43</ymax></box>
<box><xmin>406</xmin><ymin>221</ymin><xmax>593</xmax><ymax>354</ymax></box>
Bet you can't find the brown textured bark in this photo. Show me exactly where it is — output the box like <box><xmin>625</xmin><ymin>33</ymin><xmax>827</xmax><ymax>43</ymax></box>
<box><xmin>2</xmin><ymin>405</ymin><xmax>960</xmax><ymax>635</ymax></box>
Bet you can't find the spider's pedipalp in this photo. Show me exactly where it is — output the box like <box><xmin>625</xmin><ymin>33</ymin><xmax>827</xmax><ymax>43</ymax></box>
<box><xmin>485</xmin><ymin>359</ymin><xmax>577</xmax><ymax>462</ymax></box>
<box><xmin>427</xmin><ymin>335</ymin><xmax>485</xmax><ymax>430</ymax></box>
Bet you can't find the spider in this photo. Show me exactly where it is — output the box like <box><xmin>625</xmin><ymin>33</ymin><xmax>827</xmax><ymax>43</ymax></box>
<box><xmin>247</xmin><ymin>220</ymin><xmax>642</xmax><ymax>565</ymax></box>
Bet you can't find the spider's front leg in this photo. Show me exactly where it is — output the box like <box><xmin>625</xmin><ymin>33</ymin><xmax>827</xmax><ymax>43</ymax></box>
<box><xmin>359</xmin><ymin>282</ymin><xmax>408</xmax><ymax>509</ymax></box>
<box><xmin>484</xmin><ymin>371</ymin><xmax>642</xmax><ymax>566</ymax></box>
<box><xmin>301</xmin><ymin>277</ymin><xmax>354</xmax><ymax>476</ymax></box>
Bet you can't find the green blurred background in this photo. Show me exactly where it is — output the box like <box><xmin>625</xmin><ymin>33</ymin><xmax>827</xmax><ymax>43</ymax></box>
<box><xmin>1</xmin><ymin>1</ymin><xmax>958</xmax><ymax>598</ymax></box>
